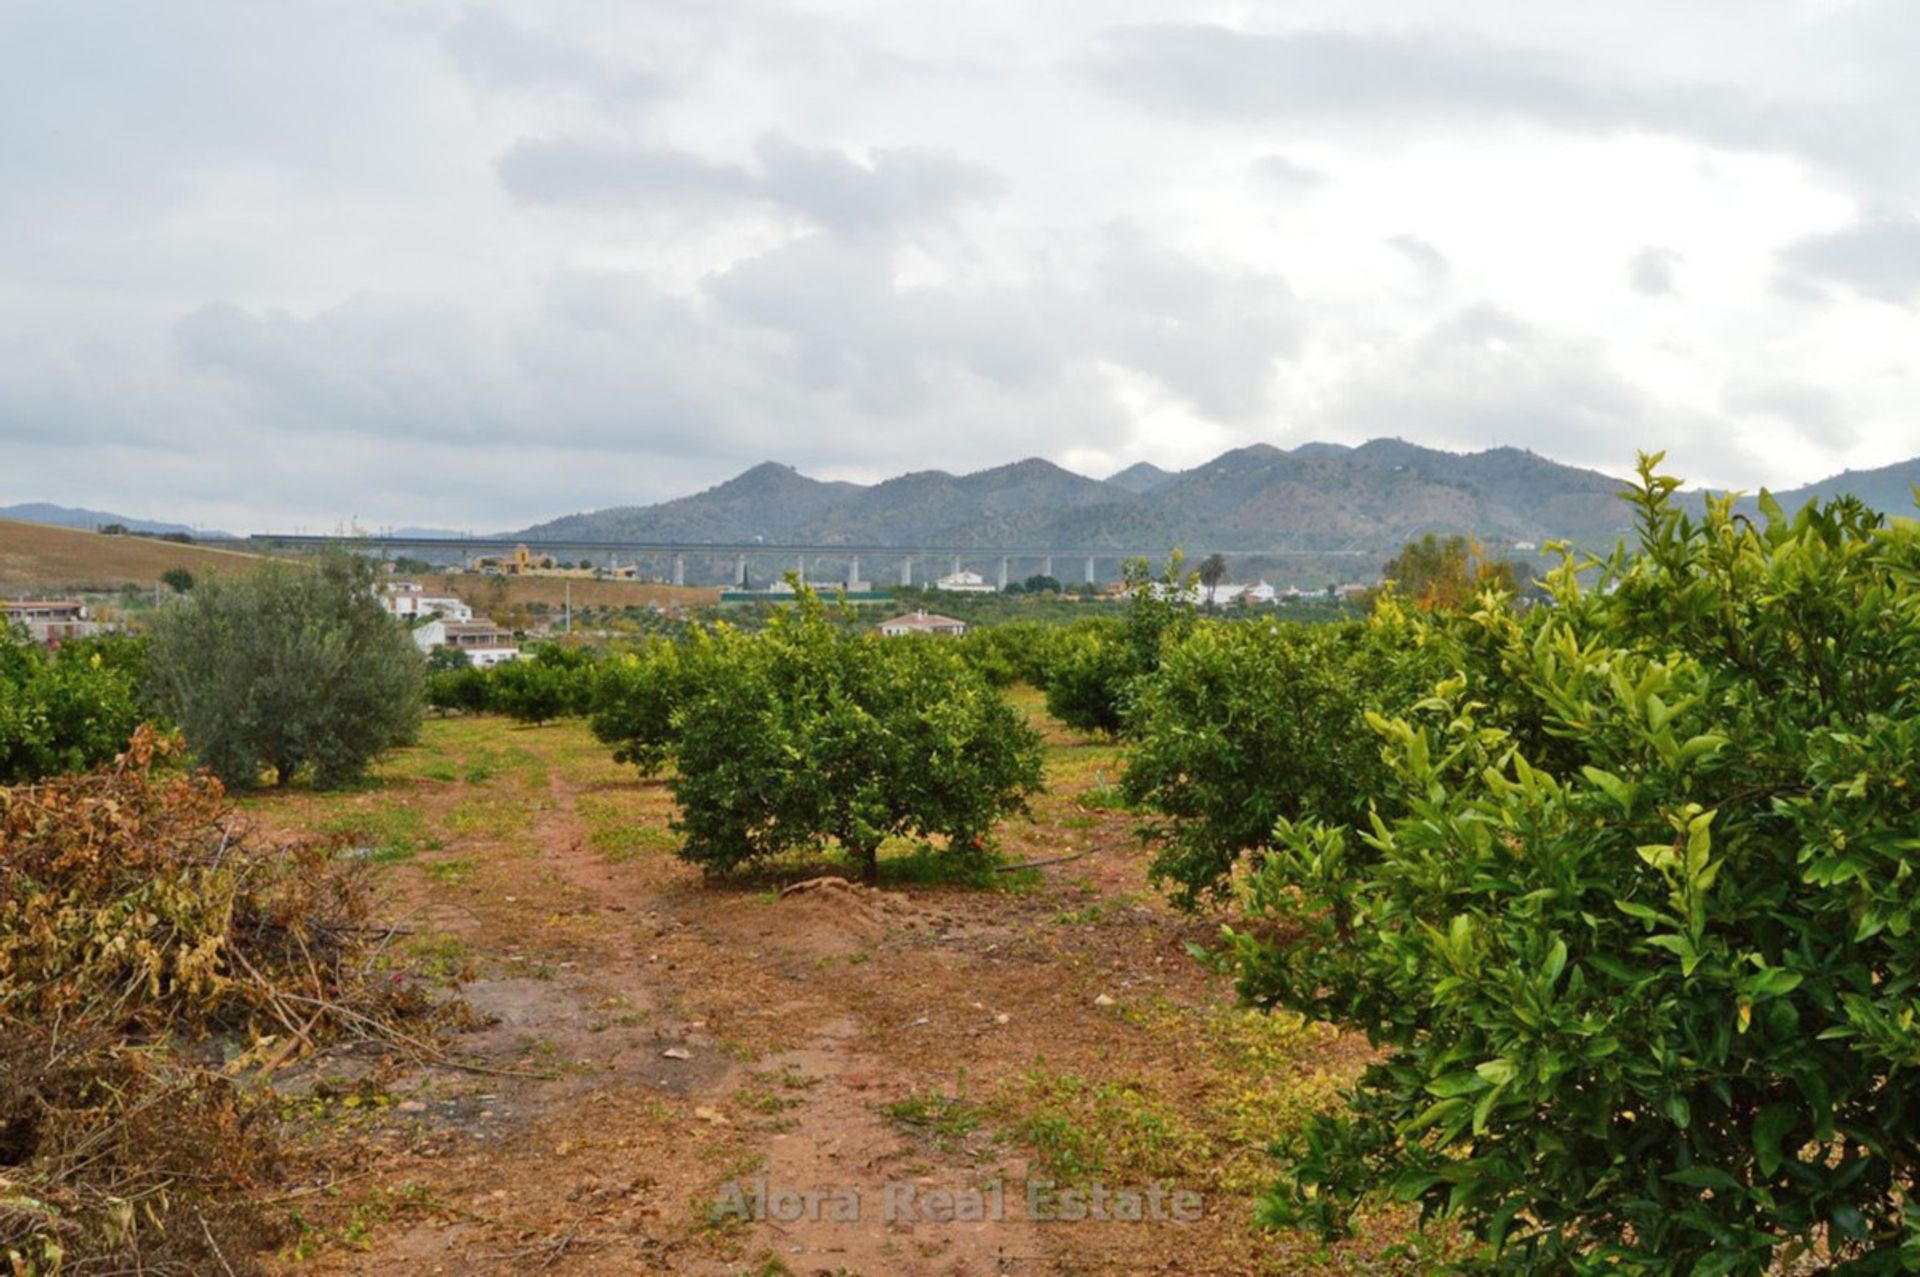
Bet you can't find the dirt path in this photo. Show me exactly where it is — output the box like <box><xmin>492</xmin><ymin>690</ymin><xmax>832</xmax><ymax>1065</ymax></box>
<box><xmin>267</xmin><ymin>715</ymin><xmax>1379</xmax><ymax>1276</ymax></box>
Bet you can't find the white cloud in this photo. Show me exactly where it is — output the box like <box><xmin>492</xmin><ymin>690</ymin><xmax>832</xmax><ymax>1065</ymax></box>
<box><xmin>2</xmin><ymin>0</ymin><xmax>1919</xmax><ymax>529</ymax></box>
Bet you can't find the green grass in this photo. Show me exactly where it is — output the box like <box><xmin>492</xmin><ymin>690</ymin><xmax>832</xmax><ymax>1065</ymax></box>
<box><xmin>1002</xmin><ymin>1071</ymin><xmax>1211</xmax><ymax>1185</ymax></box>
<box><xmin>316</xmin><ymin>804</ymin><xmax>439</xmax><ymax>864</ymax></box>
<box><xmin>884</xmin><ymin>1090</ymin><xmax>988</xmax><ymax>1157</ymax></box>
<box><xmin>443</xmin><ymin>796</ymin><xmax>535</xmax><ymax>841</ymax></box>
<box><xmin>423</xmin><ymin>857</ymin><xmax>478</xmax><ymax>886</ymax></box>
<box><xmin>577</xmin><ymin>792</ymin><xmax>679</xmax><ymax>862</ymax></box>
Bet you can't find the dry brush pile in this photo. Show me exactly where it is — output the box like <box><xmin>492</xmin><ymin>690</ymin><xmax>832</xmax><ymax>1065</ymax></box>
<box><xmin>1</xmin><ymin>728</ymin><xmax>434</xmax><ymax>1275</ymax></box>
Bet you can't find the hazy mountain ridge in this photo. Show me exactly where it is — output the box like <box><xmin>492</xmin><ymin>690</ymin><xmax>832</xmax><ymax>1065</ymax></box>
<box><xmin>0</xmin><ymin>502</ymin><xmax>230</xmax><ymax>538</ymax></box>
<box><xmin>515</xmin><ymin>441</ymin><xmax>1920</xmax><ymax>552</ymax></box>
<box><xmin>13</xmin><ymin>443</ymin><xmax>1915</xmax><ymax>556</ymax></box>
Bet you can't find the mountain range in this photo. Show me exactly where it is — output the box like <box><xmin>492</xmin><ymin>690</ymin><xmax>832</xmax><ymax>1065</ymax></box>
<box><xmin>0</xmin><ymin>502</ymin><xmax>224</xmax><ymax>538</ymax></box>
<box><xmin>522</xmin><ymin>438</ymin><xmax>1920</xmax><ymax>554</ymax></box>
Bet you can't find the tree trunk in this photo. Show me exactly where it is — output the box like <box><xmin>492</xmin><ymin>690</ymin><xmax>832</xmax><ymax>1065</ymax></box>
<box><xmin>859</xmin><ymin>845</ymin><xmax>879</xmax><ymax>886</ymax></box>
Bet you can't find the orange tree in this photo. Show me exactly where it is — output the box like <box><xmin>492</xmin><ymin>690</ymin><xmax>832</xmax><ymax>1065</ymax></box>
<box><xmin>1224</xmin><ymin>457</ymin><xmax>1920</xmax><ymax>1272</ymax></box>
<box><xmin>1123</xmin><ymin>613</ymin><xmax>1451</xmax><ymax>905</ymax></box>
<box><xmin>0</xmin><ymin>625</ymin><xmax>144</xmax><ymax>783</ymax></box>
<box><xmin>664</xmin><ymin>586</ymin><xmax>1043</xmax><ymax>884</ymax></box>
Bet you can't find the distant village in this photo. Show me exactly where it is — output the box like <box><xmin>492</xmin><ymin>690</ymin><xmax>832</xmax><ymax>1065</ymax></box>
<box><xmin>5</xmin><ymin>538</ymin><xmax>1368</xmax><ymax>662</ymax></box>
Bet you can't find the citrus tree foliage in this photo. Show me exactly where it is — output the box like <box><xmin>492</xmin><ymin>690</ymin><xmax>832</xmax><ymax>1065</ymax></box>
<box><xmin>589</xmin><ymin>636</ymin><xmax>713</xmax><ymax>773</ymax></box>
<box><xmin>484</xmin><ymin>642</ymin><xmax>598</xmax><ymax>724</ymax></box>
<box><xmin>1040</xmin><ymin>616</ymin><xmax>1133</xmax><ymax>735</ymax></box>
<box><xmin>1379</xmin><ymin>533</ymin><xmax>1519</xmax><ymax>612</ymax></box>
<box><xmin>147</xmin><ymin>553</ymin><xmax>423</xmax><ymax>788</ymax></box>
<box><xmin>1224</xmin><ymin>457</ymin><xmax>1920</xmax><ymax>1272</ymax></box>
<box><xmin>1043</xmin><ymin>555</ymin><xmax>1196</xmax><ymax>736</ymax></box>
<box><xmin>0</xmin><ymin>625</ymin><xmax>145</xmax><ymax>783</ymax></box>
<box><xmin>669</xmin><ymin>588</ymin><xmax>1044</xmax><ymax>883</ymax></box>
<box><xmin>954</xmin><ymin>621</ymin><xmax>1059</xmax><ymax>688</ymax></box>
<box><xmin>1124</xmin><ymin>615</ymin><xmax>1450</xmax><ymax>905</ymax></box>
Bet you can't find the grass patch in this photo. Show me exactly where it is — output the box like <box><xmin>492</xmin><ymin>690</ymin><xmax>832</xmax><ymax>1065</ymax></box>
<box><xmin>404</xmin><ymin>934</ymin><xmax>474</xmax><ymax>982</ymax></box>
<box><xmin>317</xmin><ymin>804</ymin><xmax>439</xmax><ymax>864</ymax></box>
<box><xmin>880</xmin><ymin>840</ymin><xmax>1038</xmax><ymax>892</ymax></box>
<box><xmin>444</xmin><ymin>796</ymin><xmax>535</xmax><ymax>841</ymax></box>
<box><xmin>884</xmin><ymin>1090</ymin><xmax>987</xmax><ymax>1157</ymax></box>
<box><xmin>1002</xmin><ymin>1071</ymin><xmax>1211</xmax><ymax>1185</ymax></box>
<box><xmin>422</xmin><ymin>857</ymin><xmax>478</xmax><ymax>887</ymax></box>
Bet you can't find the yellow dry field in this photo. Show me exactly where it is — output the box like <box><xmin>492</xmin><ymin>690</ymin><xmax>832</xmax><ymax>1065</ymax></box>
<box><xmin>412</xmin><ymin>572</ymin><xmax>717</xmax><ymax>612</ymax></box>
<box><xmin>0</xmin><ymin>517</ymin><xmax>269</xmax><ymax>590</ymax></box>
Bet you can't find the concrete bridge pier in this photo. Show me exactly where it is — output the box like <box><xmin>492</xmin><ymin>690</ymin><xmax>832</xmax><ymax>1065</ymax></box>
<box><xmin>672</xmin><ymin>554</ymin><xmax>685</xmax><ymax>587</ymax></box>
<box><xmin>796</xmin><ymin>553</ymin><xmax>806</xmax><ymax>583</ymax></box>
<box><xmin>735</xmin><ymin>553</ymin><xmax>747</xmax><ymax>586</ymax></box>
<box><xmin>899</xmin><ymin>556</ymin><xmax>913</xmax><ymax>587</ymax></box>
<box><xmin>997</xmin><ymin>556</ymin><xmax>1009</xmax><ymax>590</ymax></box>
<box><xmin>847</xmin><ymin>555</ymin><xmax>861</xmax><ymax>588</ymax></box>
<box><xmin>1042</xmin><ymin>555</ymin><xmax>1053</xmax><ymax>579</ymax></box>
<box><xmin>951</xmin><ymin>554</ymin><xmax>962</xmax><ymax>578</ymax></box>
<box><xmin>1085</xmin><ymin>555</ymin><xmax>1096</xmax><ymax>585</ymax></box>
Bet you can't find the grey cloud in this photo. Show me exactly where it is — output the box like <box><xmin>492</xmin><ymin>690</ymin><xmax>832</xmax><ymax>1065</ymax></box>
<box><xmin>1083</xmin><ymin>22</ymin><xmax>1901</xmax><ymax>187</ymax></box>
<box><xmin>496</xmin><ymin>139</ymin><xmax>757</xmax><ymax>208</ymax></box>
<box><xmin>1388</xmin><ymin>235</ymin><xmax>1449</xmax><ymax>280</ymax></box>
<box><xmin>706</xmin><ymin>224</ymin><xmax>1301</xmax><ymax>425</ymax></box>
<box><xmin>443</xmin><ymin>8</ymin><xmax>669</xmax><ymax>105</ymax></box>
<box><xmin>1724</xmin><ymin>381</ymin><xmax>1853</xmax><ymax>448</ymax></box>
<box><xmin>496</xmin><ymin>134</ymin><xmax>999</xmax><ymax>237</ymax></box>
<box><xmin>1779</xmin><ymin>215</ymin><xmax>1920</xmax><ymax>305</ymax></box>
<box><xmin>1328</xmin><ymin>305</ymin><xmax>1672</xmax><ymax>471</ymax></box>
<box><xmin>1629</xmin><ymin>246</ymin><xmax>1682</xmax><ymax>296</ymax></box>
<box><xmin>1250</xmin><ymin>154</ymin><xmax>1324</xmax><ymax>190</ymax></box>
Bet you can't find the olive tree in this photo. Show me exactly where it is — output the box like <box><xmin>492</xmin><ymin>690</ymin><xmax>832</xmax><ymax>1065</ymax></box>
<box><xmin>668</xmin><ymin>588</ymin><xmax>1044</xmax><ymax>883</ymax></box>
<box><xmin>1225</xmin><ymin>457</ymin><xmax>1920</xmax><ymax>1272</ymax></box>
<box><xmin>148</xmin><ymin>552</ymin><xmax>423</xmax><ymax>788</ymax></box>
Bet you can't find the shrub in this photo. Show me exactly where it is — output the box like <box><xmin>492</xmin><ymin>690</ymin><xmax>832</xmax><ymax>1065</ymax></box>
<box><xmin>1041</xmin><ymin>617</ymin><xmax>1134</xmax><ymax>735</ymax></box>
<box><xmin>147</xmin><ymin>551</ymin><xmax>424</xmax><ymax>788</ymax></box>
<box><xmin>484</xmin><ymin>643</ymin><xmax>597</xmax><ymax>725</ymax></box>
<box><xmin>956</xmin><ymin>621</ymin><xmax>1059</xmax><ymax>688</ymax></box>
<box><xmin>589</xmin><ymin>637</ymin><xmax>706</xmax><ymax>773</ymax></box>
<box><xmin>0</xmin><ymin>625</ymin><xmax>144</xmax><ymax>783</ymax></box>
<box><xmin>1124</xmin><ymin>617</ymin><xmax>1450</xmax><ymax>904</ymax></box>
<box><xmin>1042</xmin><ymin>556</ymin><xmax>1196</xmax><ymax>737</ymax></box>
<box><xmin>668</xmin><ymin>588</ymin><xmax>1045</xmax><ymax>882</ymax></box>
<box><xmin>1223</xmin><ymin>456</ymin><xmax>1920</xmax><ymax>1272</ymax></box>
<box><xmin>425</xmin><ymin>664</ymin><xmax>491</xmax><ymax>715</ymax></box>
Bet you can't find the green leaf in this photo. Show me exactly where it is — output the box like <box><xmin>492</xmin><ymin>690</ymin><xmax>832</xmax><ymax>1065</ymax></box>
<box><xmin>1748</xmin><ymin>969</ymin><xmax>1803</xmax><ymax>999</ymax></box>
<box><xmin>1425</xmin><ymin>1072</ymin><xmax>1486</xmax><ymax>1098</ymax></box>
<box><xmin>1476</xmin><ymin>1058</ymin><xmax>1517</xmax><ymax>1087</ymax></box>
<box><xmin>1753</xmin><ymin>1104</ymin><xmax>1797</xmax><ymax>1178</ymax></box>
<box><xmin>1665</xmin><ymin>1165</ymin><xmax>1738</xmax><ymax>1190</ymax></box>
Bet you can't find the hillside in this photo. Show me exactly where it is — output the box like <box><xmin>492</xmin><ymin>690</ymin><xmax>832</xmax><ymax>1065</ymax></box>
<box><xmin>1767</xmin><ymin>457</ymin><xmax>1920</xmax><ymax>517</ymax></box>
<box><xmin>0</xmin><ymin>518</ymin><xmax>266</xmax><ymax>592</ymax></box>
<box><xmin>0</xmin><ymin>502</ymin><xmax>231</xmax><ymax>538</ymax></box>
<box><xmin>520</xmin><ymin>440</ymin><xmax>1644</xmax><ymax>553</ymax></box>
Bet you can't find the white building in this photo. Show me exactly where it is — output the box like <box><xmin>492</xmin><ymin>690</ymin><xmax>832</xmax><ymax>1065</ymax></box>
<box><xmin>932</xmin><ymin>570</ymin><xmax>995</xmax><ymax>593</ymax></box>
<box><xmin>380</xmin><ymin>581</ymin><xmax>473</xmax><ymax>623</ymax></box>
<box><xmin>3</xmin><ymin>600</ymin><xmax>102</xmax><ymax>646</ymax></box>
<box><xmin>413</xmin><ymin>618</ymin><xmax>520</xmax><ymax>667</ymax></box>
<box><xmin>878</xmin><ymin>610</ymin><xmax>969</xmax><ymax>637</ymax></box>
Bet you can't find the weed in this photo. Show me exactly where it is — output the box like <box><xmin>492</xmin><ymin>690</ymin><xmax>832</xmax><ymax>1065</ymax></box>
<box><xmin>884</xmin><ymin>1090</ymin><xmax>987</xmax><ymax>1157</ymax></box>
<box><xmin>318</xmin><ymin>803</ymin><xmax>439</xmax><ymax>863</ymax></box>
<box><xmin>423</xmin><ymin>857</ymin><xmax>478</xmax><ymax>886</ymax></box>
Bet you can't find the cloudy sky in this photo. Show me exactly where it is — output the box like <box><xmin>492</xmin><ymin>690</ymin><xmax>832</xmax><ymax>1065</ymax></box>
<box><xmin>3</xmin><ymin>0</ymin><xmax>1917</xmax><ymax>531</ymax></box>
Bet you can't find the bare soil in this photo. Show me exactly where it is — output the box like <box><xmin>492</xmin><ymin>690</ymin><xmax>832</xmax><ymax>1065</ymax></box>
<box><xmin>253</xmin><ymin>703</ymin><xmax>1409</xmax><ymax>1276</ymax></box>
